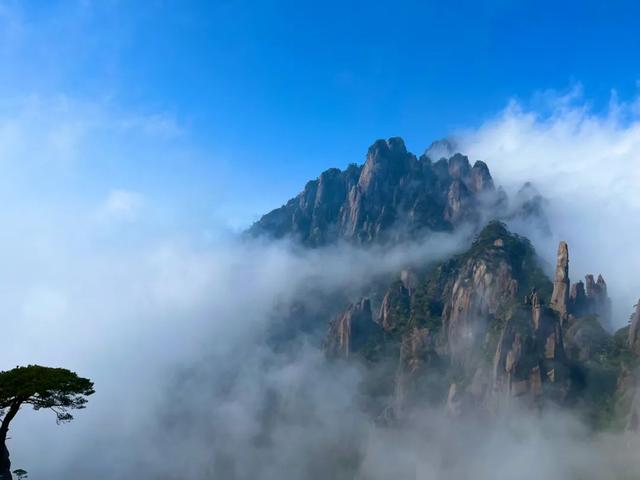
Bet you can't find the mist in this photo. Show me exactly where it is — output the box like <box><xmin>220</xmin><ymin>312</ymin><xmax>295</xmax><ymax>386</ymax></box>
<box><xmin>0</xmin><ymin>192</ymin><xmax>471</xmax><ymax>478</ymax></box>
<box><xmin>1</xmin><ymin>89</ymin><xmax>640</xmax><ymax>479</ymax></box>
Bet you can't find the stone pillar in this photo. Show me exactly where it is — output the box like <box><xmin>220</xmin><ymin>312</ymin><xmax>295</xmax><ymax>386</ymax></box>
<box><xmin>550</xmin><ymin>241</ymin><xmax>570</xmax><ymax>316</ymax></box>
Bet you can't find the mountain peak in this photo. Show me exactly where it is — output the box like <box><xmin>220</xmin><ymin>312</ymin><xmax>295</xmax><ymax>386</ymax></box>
<box><xmin>359</xmin><ymin>137</ymin><xmax>413</xmax><ymax>192</ymax></box>
<box><xmin>424</xmin><ymin>138</ymin><xmax>458</xmax><ymax>160</ymax></box>
<box><xmin>249</xmin><ymin>138</ymin><xmax>508</xmax><ymax>246</ymax></box>
<box><xmin>367</xmin><ymin>136</ymin><xmax>408</xmax><ymax>156</ymax></box>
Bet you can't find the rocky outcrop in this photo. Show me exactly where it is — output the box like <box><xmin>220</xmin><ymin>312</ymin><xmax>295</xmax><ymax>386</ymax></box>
<box><xmin>492</xmin><ymin>292</ymin><xmax>567</xmax><ymax>410</ymax></box>
<box><xmin>492</xmin><ymin>317</ymin><xmax>544</xmax><ymax>409</ymax></box>
<box><xmin>394</xmin><ymin>327</ymin><xmax>442</xmax><ymax>413</ymax></box>
<box><xmin>564</xmin><ymin>315</ymin><xmax>610</xmax><ymax>362</ymax></box>
<box><xmin>531</xmin><ymin>292</ymin><xmax>566</xmax><ymax>364</ymax></box>
<box><xmin>582</xmin><ymin>274</ymin><xmax>612</xmax><ymax>325</ymax></box>
<box><xmin>245</xmin><ymin>134</ymin><xmax>640</xmax><ymax>436</ymax></box>
<box><xmin>250</xmin><ymin>137</ymin><xmax>553</xmax><ymax>247</ymax></box>
<box><xmin>322</xmin><ymin>223</ymin><xmax>627</xmax><ymax>420</ymax></box>
<box><xmin>629</xmin><ymin>300</ymin><xmax>640</xmax><ymax>355</ymax></box>
<box><xmin>569</xmin><ymin>281</ymin><xmax>587</xmax><ymax>315</ymax></box>
<box><xmin>547</xmin><ymin>241</ymin><xmax>611</xmax><ymax>325</ymax></box>
<box><xmin>379</xmin><ymin>281</ymin><xmax>411</xmax><ymax>332</ymax></box>
<box><xmin>330</xmin><ymin>222</ymin><xmax>555</xmax><ymax>414</ymax></box>
<box><xmin>325</xmin><ymin>299</ymin><xmax>381</xmax><ymax>358</ymax></box>
<box><xmin>550</xmin><ymin>241</ymin><xmax>570</xmax><ymax>316</ymax></box>
<box><xmin>567</xmin><ymin>275</ymin><xmax>611</xmax><ymax>323</ymax></box>
<box><xmin>250</xmin><ymin>137</ymin><xmax>498</xmax><ymax>246</ymax></box>
<box><xmin>438</xmin><ymin>222</ymin><xmax>552</xmax><ymax>372</ymax></box>
<box><xmin>443</xmin><ymin>248</ymin><xmax>519</xmax><ymax>367</ymax></box>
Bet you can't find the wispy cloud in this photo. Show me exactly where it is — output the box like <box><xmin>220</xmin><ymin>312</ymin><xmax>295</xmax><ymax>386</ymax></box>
<box><xmin>100</xmin><ymin>189</ymin><xmax>144</xmax><ymax>222</ymax></box>
<box><xmin>458</xmin><ymin>86</ymin><xmax>640</xmax><ymax>324</ymax></box>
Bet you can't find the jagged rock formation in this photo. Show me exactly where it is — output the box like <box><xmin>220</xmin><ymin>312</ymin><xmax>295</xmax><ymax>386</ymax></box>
<box><xmin>547</xmin><ymin>241</ymin><xmax>612</xmax><ymax>326</ymax></box>
<box><xmin>581</xmin><ymin>274</ymin><xmax>612</xmax><ymax>325</ymax></box>
<box><xmin>569</xmin><ymin>276</ymin><xmax>611</xmax><ymax>325</ymax></box>
<box><xmin>569</xmin><ymin>281</ymin><xmax>587</xmax><ymax>315</ymax></box>
<box><xmin>320</xmin><ymin>224</ymin><xmax>631</xmax><ymax>423</ymax></box>
<box><xmin>325</xmin><ymin>299</ymin><xmax>381</xmax><ymax>358</ymax></box>
<box><xmin>395</xmin><ymin>326</ymin><xmax>442</xmax><ymax>412</ymax></box>
<box><xmin>250</xmin><ymin>137</ymin><xmax>502</xmax><ymax>246</ymax></box>
<box><xmin>568</xmin><ymin>275</ymin><xmax>610</xmax><ymax>324</ymax></box>
<box><xmin>492</xmin><ymin>291</ymin><xmax>568</xmax><ymax>410</ymax></box>
<box><xmin>324</xmin><ymin>222</ymin><xmax>564</xmax><ymax>414</ymax></box>
<box><xmin>550</xmin><ymin>241</ymin><xmax>570</xmax><ymax>316</ymax></box>
<box><xmin>564</xmin><ymin>315</ymin><xmax>610</xmax><ymax>362</ymax></box>
<box><xmin>442</xmin><ymin>239</ymin><xmax>520</xmax><ymax>368</ymax></box>
<box><xmin>248</xmin><ymin>136</ymin><xmax>638</xmax><ymax>431</ymax></box>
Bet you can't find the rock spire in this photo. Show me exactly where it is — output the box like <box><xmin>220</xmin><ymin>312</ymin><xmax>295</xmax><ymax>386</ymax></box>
<box><xmin>550</xmin><ymin>241</ymin><xmax>570</xmax><ymax>316</ymax></box>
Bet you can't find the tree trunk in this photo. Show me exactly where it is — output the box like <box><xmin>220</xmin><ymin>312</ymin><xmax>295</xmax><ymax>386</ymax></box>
<box><xmin>0</xmin><ymin>442</ymin><xmax>10</xmax><ymax>480</ymax></box>
<box><xmin>0</xmin><ymin>402</ymin><xmax>21</xmax><ymax>480</ymax></box>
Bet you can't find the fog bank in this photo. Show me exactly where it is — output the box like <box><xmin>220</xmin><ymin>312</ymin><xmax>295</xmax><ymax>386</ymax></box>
<box><xmin>2</xmin><ymin>88</ymin><xmax>640</xmax><ymax>478</ymax></box>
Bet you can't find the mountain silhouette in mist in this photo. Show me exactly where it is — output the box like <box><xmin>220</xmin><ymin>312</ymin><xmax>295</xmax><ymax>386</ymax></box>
<box><xmin>249</xmin><ymin>137</ymin><xmax>640</xmax><ymax>431</ymax></box>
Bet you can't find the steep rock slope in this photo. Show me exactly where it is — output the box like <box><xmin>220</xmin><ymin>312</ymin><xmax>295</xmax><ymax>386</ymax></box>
<box><xmin>247</xmin><ymin>137</ymin><xmax>638</xmax><ymax>431</ymax></box>
<box><xmin>324</xmin><ymin>222</ymin><xmax>629</xmax><ymax>422</ymax></box>
<box><xmin>249</xmin><ymin>137</ymin><xmax>497</xmax><ymax>246</ymax></box>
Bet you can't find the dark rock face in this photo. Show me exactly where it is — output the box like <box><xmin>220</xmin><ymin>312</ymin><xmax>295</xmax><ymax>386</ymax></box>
<box><xmin>569</xmin><ymin>281</ymin><xmax>587</xmax><ymax>315</ymax></box>
<box><xmin>564</xmin><ymin>316</ymin><xmax>611</xmax><ymax>362</ymax></box>
<box><xmin>568</xmin><ymin>275</ymin><xmax>612</xmax><ymax>325</ymax></box>
<box><xmin>250</xmin><ymin>138</ymin><xmax>497</xmax><ymax>246</ymax></box>
<box><xmin>583</xmin><ymin>274</ymin><xmax>612</xmax><ymax>325</ymax></box>
<box><xmin>325</xmin><ymin>299</ymin><xmax>382</xmax><ymax>359</ymax></box>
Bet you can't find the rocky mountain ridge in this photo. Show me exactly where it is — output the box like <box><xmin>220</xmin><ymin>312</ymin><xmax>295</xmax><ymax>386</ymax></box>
<box><xmin>324</xmin><ymin>221</ymin><xmax>640</xmax><ymax>429</ymax></box>
<box><xmin>250</xmin><ymin>137</ymin><xmax>543</xmax><ymax>246</ymax></box>
<box><xmin>250</xmin><ymin>137</ymin><xmax>639</xmax><ymax>432</ymax></box>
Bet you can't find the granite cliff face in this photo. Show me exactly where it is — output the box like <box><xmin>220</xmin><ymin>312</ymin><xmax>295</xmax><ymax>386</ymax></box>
<box><xmin>250</xmin><ymin>137</ymin><xmax>505</xmax><ymax>246</ymax></box>
<box><xmin>548</xmin><ymin>241</ymin><xmax>612</xmax><ymax>326</ymax></box>
<box><xmin>323</xmin><ymin>223</ymin><xmax>556</xmax><ymax>408</ymax></box>
<box><xmin>321</xmin><ymin>221</ymin><xmax>639</xmax><ymax>425</ymax></box>
<box><xmin>250</xmin><ymin>137</ymin><xmax>638</xmax><ymax>430</ymax></box>
<box><xmin>325</xmin><ymin>299</ymin><xmax>382</xmax><ymax>359</ymax></box>
<box><xmin>550</xmin><ymin>241</ymin><xmax>570</xmax><ymax>317</ymax></box>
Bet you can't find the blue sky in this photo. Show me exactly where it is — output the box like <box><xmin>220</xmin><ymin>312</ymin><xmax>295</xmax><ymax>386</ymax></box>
<box><xmin>1</xmin><ymin>0</ymin><xmax>640</xmax><ymax>229</ymax></box>
<box><xmin>4</xmin><ymin>5</ymin><xmax>640</xmax><ymax>474</ymax></box>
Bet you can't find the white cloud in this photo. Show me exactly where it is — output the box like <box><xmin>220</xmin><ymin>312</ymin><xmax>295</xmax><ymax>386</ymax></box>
<box><xmin>458</xmin><ymin>87</ymin><xmax>640</xmax><ymax>324</ymax></box>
